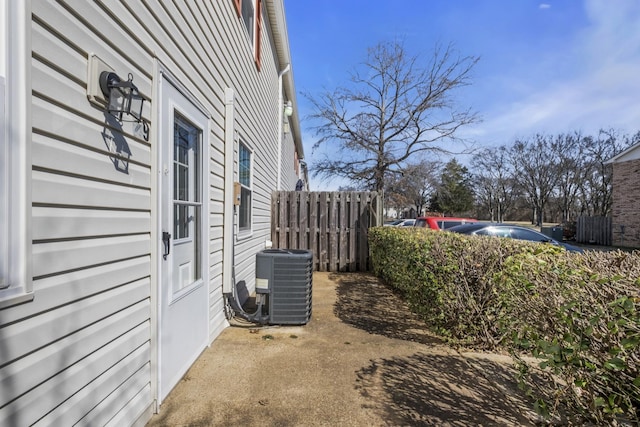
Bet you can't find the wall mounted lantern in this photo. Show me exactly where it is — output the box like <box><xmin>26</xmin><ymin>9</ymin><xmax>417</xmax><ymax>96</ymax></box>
<box><xmin>283</xmin><ymin>100</ymin><xmax>293</xmax><ymax>117</ymax></box>
<box><xmin>99</xmin><ymin>71</ymin><xmax>144</xmax><ymax>122</ymax></box>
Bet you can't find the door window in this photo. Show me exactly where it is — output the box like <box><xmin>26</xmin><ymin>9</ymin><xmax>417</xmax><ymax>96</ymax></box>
<box><xmin>172</xmin><ymin>114</ymin><xmax>202</xmax><ymax>292</ymax></box>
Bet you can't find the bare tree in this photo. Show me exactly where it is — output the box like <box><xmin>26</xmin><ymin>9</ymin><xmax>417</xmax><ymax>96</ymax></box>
<box><xmin>471</xmin><ymin>146</ymin><xmax>517</xmax><ymax>222</ymax></box>
<box><xmin>384</xmin><ymin>188</ymin><xmax>411</xmax><ymax>219</ymax></box>
<box><xmin>386</xmin><ymin>160</ymin><xmax>440</xmax><ymax>216</ymax></box>
<box><xmin>552</xmin><ymin>132</ymin><xmax>586</xmax><ymax>222</ymax></box>
<box><xmin>468</xmin><ymin>129</ymin><xmax>638</xmax><ymax>223</ymax></box>
<box><xmin>509</xmin><ymin>135</ymin><xmax>561</xmax><ymax>225</ymax></box>
<box><xmin>580</xmin><ymin>129</ymin><xmax>637</xmax><ymax>216</ymax></box>
<box><xmin>306</xmin><ymin>40</ymin><xmax>480</xmax><ymax>192</ymax></box>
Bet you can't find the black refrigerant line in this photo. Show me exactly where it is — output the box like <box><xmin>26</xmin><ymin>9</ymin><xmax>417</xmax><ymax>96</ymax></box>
<box><xmin>223</xmin><ymin>205</ymin><xmax>269</xmax><ymax>325</ymax></box>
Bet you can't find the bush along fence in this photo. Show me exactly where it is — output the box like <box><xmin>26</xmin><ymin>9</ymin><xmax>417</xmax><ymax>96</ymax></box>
<box><xmin>271</xmin><ymin>191</ymin><xmax>383</xmax><ymax>272</ymax></box>
<box><xmin>369</xmin><ymin>226</ymin><xmax>640</xmax><ymax>425</ymax></box>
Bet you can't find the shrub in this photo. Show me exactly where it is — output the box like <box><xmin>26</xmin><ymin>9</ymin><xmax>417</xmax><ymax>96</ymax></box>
<box><xmin>368</xmin><ymin>226</ymin><xmax>640</xmax><ymax>424</ymax></box>
<box><xmin>370</xmin><ymin>226</ymin><xmax>541</xmax><ymax>343</ymax></box>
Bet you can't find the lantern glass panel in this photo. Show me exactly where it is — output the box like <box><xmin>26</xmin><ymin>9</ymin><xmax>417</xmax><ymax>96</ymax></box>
<box><xmin>130</xmin><ymin>93</ymin><xmax>143</xmax><ymax>121</ymax></box>
<box><xmin>108</xmin><ymin>86</ymin><xmax>127</xmax><ymax>118</ymax></box>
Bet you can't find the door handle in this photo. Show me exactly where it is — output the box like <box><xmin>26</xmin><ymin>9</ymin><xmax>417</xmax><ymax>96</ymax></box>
<box><xmin>162</xmin><ymin>231</ymin><xmax>171</xmax><ymax>260</ymax></box>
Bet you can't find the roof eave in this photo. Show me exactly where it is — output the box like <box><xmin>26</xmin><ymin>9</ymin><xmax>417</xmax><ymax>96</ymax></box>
<box><xmin>265</xmin><ymin>0</ymin><xmax>304</xmax><ymax>160</ymax></box>
<box><xmin>605</xmin><ymin>140</ymin><xmax>640</xmax><ymax>164</ymax></box>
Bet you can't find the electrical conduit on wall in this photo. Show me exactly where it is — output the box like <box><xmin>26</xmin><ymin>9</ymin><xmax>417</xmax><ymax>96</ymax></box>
<box><xmin>223</xmin><ymin>88</ymin><xmax>235</xmax><ymax>295</ymax></box>
<box><xmin>277</xmin><ymin>63</ymin><xmax>290</xmax><ymax>191</ymax></box>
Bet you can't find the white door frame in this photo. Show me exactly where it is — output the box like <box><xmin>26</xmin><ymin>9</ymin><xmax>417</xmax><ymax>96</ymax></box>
<box><xmin>151</xmin><ymin>61</ymin><xmax>211</xmax><ymax>406</ymax></box>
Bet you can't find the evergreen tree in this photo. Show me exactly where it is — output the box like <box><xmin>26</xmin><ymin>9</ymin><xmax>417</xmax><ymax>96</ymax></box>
<box><xmin>430</xmin><ymin>159</ymin><xmax>474</xmax><ymax>215</ymax></box>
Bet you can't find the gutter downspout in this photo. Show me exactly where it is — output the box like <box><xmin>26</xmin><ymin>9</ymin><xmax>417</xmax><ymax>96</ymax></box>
<box><xmin>222</xmin><ymin>88</ymin><xmax>235</xmax><ymax>294</ymax></box>
<box><xmin>277</xmin><ymin>63</ymin><xmax>290</xmax><ymax>191</ymax></box>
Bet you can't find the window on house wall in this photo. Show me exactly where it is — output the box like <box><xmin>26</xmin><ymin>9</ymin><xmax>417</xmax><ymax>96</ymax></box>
<box><xmin>0</xmin><ymin>1</ymin><xmax>32</xmax><ymax>308</ymax></box>
<box><xmin>233</xmin><ymin>0</ymin><xmax>262</xmax><ymax>70</ymax></box>
<box><xmin>238</xmin><ymin>142</ymin><xmax>252</xmax><ymax>231</ymax></box>
<box><xmin>241</xmin><ymin>0</ymin><xmax>254</xmax><ymax>43</ymax></box>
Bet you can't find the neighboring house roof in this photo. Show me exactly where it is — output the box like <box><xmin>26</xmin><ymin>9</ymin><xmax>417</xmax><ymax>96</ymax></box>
<box><xmin>605</xmin><ymin>140</ymin><xmax>640</xmax><ymax>164</ymax></box>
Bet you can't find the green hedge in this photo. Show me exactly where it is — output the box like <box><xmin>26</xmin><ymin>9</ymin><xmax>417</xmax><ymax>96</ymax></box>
<box><xmin>369</xmin><ymin>226</ymin><xmax>640</xmax><ymax>424</ymax></box>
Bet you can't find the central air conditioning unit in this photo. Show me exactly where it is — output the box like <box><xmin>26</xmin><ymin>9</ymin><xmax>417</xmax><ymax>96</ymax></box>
<box><xmin>255</xmin><ymin>249</ymin><xmax>313</xmax><ymax>325</ymax></box>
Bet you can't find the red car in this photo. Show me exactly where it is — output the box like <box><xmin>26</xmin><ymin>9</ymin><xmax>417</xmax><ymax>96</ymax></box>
<box><xmin>414</xmin><ymin>216</ymin><xmax>478</xmax><ymax>230</ymax></box>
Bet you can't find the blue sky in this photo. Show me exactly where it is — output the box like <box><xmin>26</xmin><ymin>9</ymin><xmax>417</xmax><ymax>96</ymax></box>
<box><xmin>284</xmin><ymin>0</ymin><xmax>640</xmax><ymax>190</ymax></box>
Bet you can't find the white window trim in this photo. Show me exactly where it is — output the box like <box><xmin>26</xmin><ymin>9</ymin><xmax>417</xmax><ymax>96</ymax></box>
<box><xmin>0</xmin><ymin>0</ymin><xmax>32</xmax><ymax>309</ymax></box>
<box><xmin>237</xmin><ymin>141</ymin><xmax>253</xmax><ymax>236</ymax></box>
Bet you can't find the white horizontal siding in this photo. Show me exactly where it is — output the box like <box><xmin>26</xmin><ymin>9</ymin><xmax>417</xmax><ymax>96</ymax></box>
<box><xmin>1</xmin><ymin>323</ymin><xmax>150</xmax><ymax>426</ymax></box>
<box><xmin>32</xmin><ymin>170</ymin><xmax>150</xmax><ymax>211</ymax></box>
<box><xmin>32</xmin><ymin>235</ymin><xmax>150</xmax><ymax>278</ymax></box>
<box><xmin>33</xmin><ymin>0</ymin><xmax>153</xmax><ymax>92</ymax></box>
<box><xmin>32</xmin><ymin>133</ymin><xmax>151</xmax><ymax>189</ymax></box>
<box><xmin>33</xmin><ymin>207</ymin><xmax>150</xmax><ymax>241</ymax></box>
<box><xmin>209</xmin><ymin>158</ymin><xmax>225</xmax><ymax>181</ymax></box>
<box><xmin>32</xmin><ymin>97</ymin><xmax>152</xmax><ymax>167</ymax></box>
<box><xmin>209</xmin><ymin>309</ymin><xmax>228</xmax><ymax>342</ymax></box>
<box><xmin>30</xmin><ymin>59</ymin><xmax>146</xmax><ymax>135</ymax></box>
<box><xmin>1</xmin><ymin>278</ymin><xmax>149</xmax><ymax>363</ymax></box>
<box><xmin>106</xmin><ymin>383</ymin><xmax>153</xmax><ymax>427</ymax></box>
<box><xmin>33</xmin><ymin>342</ymin><xmax>151</xmax><ymax>427</ymax></box>
<box><xmin>107</xmin><ymin>0</ymin><xmax>224</xmax><ymax>112</ymax></box>
<box><xmin>281</xmin><ymin>132</ymin><xmax>298</xmax><ymax>190</ymax></box>
<box><xmin>32</xmin><ymin>18</ymin><xmax>87</xmax><ymax>85</ymax></box>
<box><xmin>2</xmin><ymin>257</ymin><xmax>149</xmax><ymax>324</ymax></box>
<box><xmin>0</xmin><ymin>300</ymin><xmax>149</xmax><ymax>407</ymax></box>
<box><xmin>209</xmin><ymin>261</ymin><xmax>223</xmax><ymax>281</ymax></box>
<box><xmin>4</xmin><ymin>1</ymin><xmax>297</xmax><ymax>426</ymax></box>
<box><xmin>209</xmin><ymin>226</ymin><xmax>224</xmax><ymax>242</ymax></box>
<box><xmin>77</xmin><ymin>364</ymin><xmax>152</xmax><ymax>427</ymax></box>
<box><xmin>209</xmin><ymin>199</ymin><xmax>225</xmax><ymax>217</ymax></box>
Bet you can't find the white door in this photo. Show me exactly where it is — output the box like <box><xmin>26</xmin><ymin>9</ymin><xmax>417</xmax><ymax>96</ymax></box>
<box><xmin>158</xmin><ymin>75</ymin><xmax>209</xmax><ymax>402</ymax></box>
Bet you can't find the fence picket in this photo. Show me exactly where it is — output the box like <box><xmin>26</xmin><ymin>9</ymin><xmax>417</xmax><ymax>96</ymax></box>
<box><xmin>339</xmin><ymin>193</ymin><xmax>348</xmax><ymax>271</ymax></box>
<box><xmin>576</xmin><ymin>216</ymin><xmax>612</xmax><ymax>246</ymax></box>
<box><xmin>271</xmin><ymin>191</ymin><xmax>381</xmax><ymax>271</ymax></box>
<box><xmin>348</xmin><ymin>192</ymin><xmax>358</xmax><ymax>271</ymax></box>
<box><xmin>309</xmin><ymin>192</ymin><xmax>319</xmax><ymax>268</ymax></box>
<box><xmin>328</xmin><ymin>193</ymin><xmax>337</xmax><ymax>271</ymax></box>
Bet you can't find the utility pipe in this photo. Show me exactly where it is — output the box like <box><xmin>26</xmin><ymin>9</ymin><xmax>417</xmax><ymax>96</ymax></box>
<box><xmin>277</xmin><ymin>63</ymin><xmax>290</xmax><ymax>191</ymax></box>
<box><xmin>222</xmin><ymin>88</ymin><xmax>235</xmax><ymax>294</ymax></box>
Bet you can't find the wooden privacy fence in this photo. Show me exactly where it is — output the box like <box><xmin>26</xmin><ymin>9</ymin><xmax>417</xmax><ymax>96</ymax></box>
<box><xmin>576</xmin><ymin>216</ymin><xmax>612</xmax><ymax>246</ymax></box>
<box><xmin>271</xmin><ymin>191</ymin><xmax>383</xmax><ymax>272</ymax></box>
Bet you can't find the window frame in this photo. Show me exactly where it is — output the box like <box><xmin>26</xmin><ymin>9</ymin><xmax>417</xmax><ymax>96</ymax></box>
<box><xmin>0</xmin><ymin>0</ymin><xmax>32</xmax><ymax>308</ymax></box>
<box><xmin>238</xmin><ymin>141</ymin><xmax>253</xmax><ymax>233</ymax></box>
<box><xmin>254</xmin><ymin>0</ymin><xmax>262</xmax><ymax>70</ymax></box>
<box><xmin>233</xmin><ymin>0</ymin><xmax>262</xmax><ymax>71</ymax></box>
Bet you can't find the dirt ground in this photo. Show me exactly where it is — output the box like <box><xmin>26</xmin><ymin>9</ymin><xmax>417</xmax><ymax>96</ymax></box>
<box><xmin>146</xmin><ymin>272</ymin><xmax>542</xmax><ymax>426</ymax></box>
